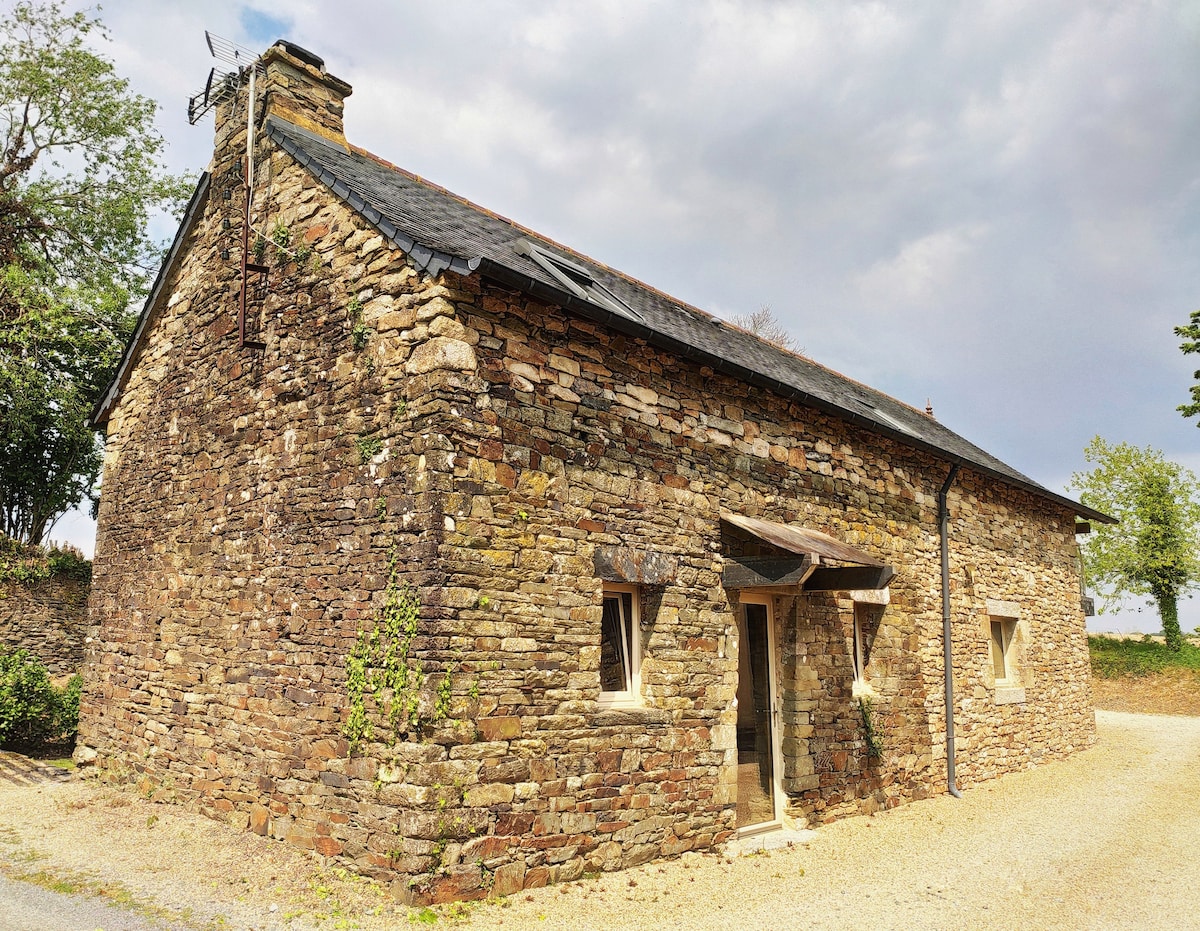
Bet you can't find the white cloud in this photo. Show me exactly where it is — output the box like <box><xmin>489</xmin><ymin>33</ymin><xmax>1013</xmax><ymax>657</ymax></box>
<box><xmin>857</xmin><ymin>223</ymin><xmax>990</xmax><ymax>309</ymax></box>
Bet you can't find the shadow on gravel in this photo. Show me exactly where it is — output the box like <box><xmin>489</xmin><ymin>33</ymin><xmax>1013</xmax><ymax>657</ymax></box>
<box><xmin>0</xmin><ymin>751</ymin><xmax>73</xmax><ymax>787</ymax></box>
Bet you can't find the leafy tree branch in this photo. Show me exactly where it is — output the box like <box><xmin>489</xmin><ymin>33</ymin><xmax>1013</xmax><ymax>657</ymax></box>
<box><xmin>1176</xmin><ymin>308</ymin><xmax>1200</xmax><ymax>423</ymax></box>
<box><xmin>0</xmin><ymin>1</ymin><xmax>191</xmax><ymax>543</ymax></box>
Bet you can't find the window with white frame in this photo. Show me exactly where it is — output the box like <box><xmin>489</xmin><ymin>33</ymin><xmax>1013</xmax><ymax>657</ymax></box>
<box><xmin>599</xmin><ymin>585</ymin><xmax>640</xmax><ymax>703</ymax></box>
<box><xmin>990</xmin><ymin>617</ymin><xmax>1017</xmax><ymax>682</ymax></box>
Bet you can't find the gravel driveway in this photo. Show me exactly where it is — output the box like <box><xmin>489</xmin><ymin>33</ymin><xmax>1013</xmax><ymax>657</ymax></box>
<box><xmin>2</xmin><ymin>709</ymin><xmax>1199</xmax><ymax>930</ymax></box>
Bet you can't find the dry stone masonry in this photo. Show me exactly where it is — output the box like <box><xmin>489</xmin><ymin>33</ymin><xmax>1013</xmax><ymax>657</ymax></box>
<box><xmin>77</xmin><ymin>43</ymin><xmax>1098</xmax><ymax>905</ymax></box>
<box><xmin>0</xmin><ymin>539</ymin><xmax>91</xmax><ymax>677</ymax></box>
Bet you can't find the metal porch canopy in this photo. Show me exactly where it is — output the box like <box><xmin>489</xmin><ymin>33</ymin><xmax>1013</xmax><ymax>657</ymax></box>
<box><xmin>720</xmin><ymin>511</ymin><xmax>895</xmax><ymax>592</ymax></box>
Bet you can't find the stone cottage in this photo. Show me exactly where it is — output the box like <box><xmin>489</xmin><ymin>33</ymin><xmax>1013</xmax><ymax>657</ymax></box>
<box><xmin>77</xmin><ymin>42</ymin><xmax>1109</xmax><ymax>903</ymax></box>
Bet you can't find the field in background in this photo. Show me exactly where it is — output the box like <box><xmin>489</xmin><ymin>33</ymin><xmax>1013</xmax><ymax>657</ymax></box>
<box><xmin>1089</xmin><ymin>634</ymin><xmax>1200</xmax><ymax>716</ymax></box>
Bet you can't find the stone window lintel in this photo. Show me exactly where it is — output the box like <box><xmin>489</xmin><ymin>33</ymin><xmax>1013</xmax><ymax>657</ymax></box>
<box><xmin>985</xmin><ymin>599</ymin><xmax>1021</xmax><ymax>618</ymax></box>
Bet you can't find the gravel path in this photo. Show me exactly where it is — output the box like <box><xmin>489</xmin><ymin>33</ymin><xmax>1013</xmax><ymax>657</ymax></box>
<box><xmin>2</xmin><ymin>710</ymin><xmax>1199</xmax><ymax>930</ymax></box>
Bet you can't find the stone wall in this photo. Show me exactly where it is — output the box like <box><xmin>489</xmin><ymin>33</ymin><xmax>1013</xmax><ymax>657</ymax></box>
<box><xmin>79</xmin><ymin>44</ymin><xmax>1095</xmax><ymax>906</ymax></box>
<box><xmin>80</xmin><ymin>62</ymin><xmax>495</xmax><ymax>901</ymax></box>
<box><xmin>442</xmin><ymin>275</ymin><xmax>1095</xmax><ymax>835</ymax></box>
<box><xmin>0</xmin><ymin>541</ymin><xmax>91</xmax><ymax>676</ymax></box>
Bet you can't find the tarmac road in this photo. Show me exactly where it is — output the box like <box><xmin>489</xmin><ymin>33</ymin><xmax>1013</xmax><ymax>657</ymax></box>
<box><xmin>0</xmin><ymin>872</ymin><xmax>162</xmax><ymax>931</ymax></box>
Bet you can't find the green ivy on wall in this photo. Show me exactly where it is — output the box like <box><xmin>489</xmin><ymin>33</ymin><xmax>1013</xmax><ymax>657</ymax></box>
<box><xmin>858</xmin><ymin>696</ymin><xmax>885</xmax><ymax>760</ymax></box>
<box><xmin>344</xmin><ymin>550</ymin><xmax>458</xmax><ymax>754</ymax></box>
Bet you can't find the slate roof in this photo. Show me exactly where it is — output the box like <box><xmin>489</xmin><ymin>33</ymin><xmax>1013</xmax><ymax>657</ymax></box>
<box><xmin>93</xmin><ymin>110</ymin><xmax>1107</xmax><ymax>524</ymax></box>
<box><xmin>263</xmin><ymin>116</ymin><xmax>1107</xmax><ymax>523</ymax></box>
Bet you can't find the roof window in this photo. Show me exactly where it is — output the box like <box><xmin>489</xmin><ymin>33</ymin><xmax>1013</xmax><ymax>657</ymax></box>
<box><xmin>849</xmin><ymin>396</ymin><xmax>919</xmax><ymax>438</ymax></box>
<box><xmin>515</xmin><ymin>239</ymin><xmax>641</xmax><ymax>322</ymax></box>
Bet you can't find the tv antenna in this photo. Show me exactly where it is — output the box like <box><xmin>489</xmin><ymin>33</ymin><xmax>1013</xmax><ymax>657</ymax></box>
<box><xmin>188</xmin><ymin>31</ymin><xmax>268</xmax><ymax>350</ymax></box>
<box><xmin>186</xmin><ymin>32</ymin><xmax>262</xmax><ymax>125</ymax></box>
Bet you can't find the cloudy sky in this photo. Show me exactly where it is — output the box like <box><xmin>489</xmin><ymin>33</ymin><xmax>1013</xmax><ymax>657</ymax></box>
<box><xmin>46</xmin><ymin>0</ymin><xmax>1200</xmax><ymax>631</ymax></box>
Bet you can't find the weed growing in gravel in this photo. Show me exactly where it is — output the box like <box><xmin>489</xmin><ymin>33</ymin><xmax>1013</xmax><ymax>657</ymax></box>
<box><xmin>403</xmin><ymin>899</ymin><xmax>485</xmax><ymax>924</ymax></box>
<box><xmin>288</xmin><ymin>866</ymin><xmax>390</xmax><ymax>926</ymax></box>
<box><xmin>442</xmin><ymin>900</ymin><xmax>478</xmax><ymax>920</ymax></box>
<box><xmin>10</xmin><ymin>846</ymin><xmax>45</xmax><ymax>863</ymax></box>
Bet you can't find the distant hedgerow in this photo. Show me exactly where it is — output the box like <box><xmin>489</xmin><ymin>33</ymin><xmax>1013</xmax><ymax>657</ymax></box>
<box><xmin>1088</xmin><ymin>635</ymin><xmax>1200</xmax><ymax>679</ymax></box>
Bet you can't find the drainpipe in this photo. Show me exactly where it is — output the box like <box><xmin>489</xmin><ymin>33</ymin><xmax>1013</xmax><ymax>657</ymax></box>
<box><xmin>939</xmin><ymin>463</ymin><xmax>962</xmax><ymax>799</ymax></box>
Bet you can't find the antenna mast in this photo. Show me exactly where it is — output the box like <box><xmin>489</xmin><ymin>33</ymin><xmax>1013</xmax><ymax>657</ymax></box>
<box><xmin>188</xmin><ymin>32</ymin><xmax>268</xmax><ymax>351</ymax></box>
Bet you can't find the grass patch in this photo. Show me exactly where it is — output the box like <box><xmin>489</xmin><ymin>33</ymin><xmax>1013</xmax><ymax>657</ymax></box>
<box><xmin>405</xmin><ymin>900</ymin><xmax>486</xmax><ymax>925</ymax></box>
<box><xmin>0</xmin><ymin>842</ymin><xmax>197</xmax><ymax>926</ymax></box>
<box><xmin>9</xmin><ymin>864</ymin><xmax>199</xmax><ymax>925</ymax></box>
<box><xmin>1088</xmin><ymin>635</ymin><xmax>1200</xmax><ymax>678</ymax></box>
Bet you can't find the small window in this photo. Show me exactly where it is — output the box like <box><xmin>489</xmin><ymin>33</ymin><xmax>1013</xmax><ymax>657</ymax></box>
<box><xmin>851</xmin><ymin>603</ymin><xmax>875</xmax><ymax>698</ymax></box>
<box><xmin>847</xmin><ymin>395</ymin><xmax>919</xmax><ymax>438</ymax></box>
<box><xmin>851</xmin><ymin>606</ymin><xmax>867</xmax><ymax>683</ymax></box>
<box><xmin>990</xmin><ymin>618</ymin><xmax>1017</xmax><ymax>681</ymax></box>
<box><xmin>599</xmin><ymin>585</ymin><xmax>640</xmax><ymax>703</ymax></box>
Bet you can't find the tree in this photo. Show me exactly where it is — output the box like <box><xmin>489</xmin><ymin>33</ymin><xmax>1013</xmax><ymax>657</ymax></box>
<box><xmin>731</xmin><ymin>305</ymin><xmax>803</xmax><ymax>355</ymax></box>
<box><xmin>1176</xmin><ymin>310</ymin><xmax>1200</xmax><ymax>423</ymax></box>
<box><xmin>1069</xmin><ymin>437</ymin><xmax>1200</xmax><ymax>651</ymax></box>
<box><xmin>0</xmin><ymin>2</ymin><xmax>189</xmax><ymax>543</ymax></box>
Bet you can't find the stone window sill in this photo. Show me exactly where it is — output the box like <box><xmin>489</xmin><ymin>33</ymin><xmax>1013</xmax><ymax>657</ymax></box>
<box><xmin>994</xmin><ymin>686</ymin><xmax>1027</xmax><ymax>705</ymax></box>
<box><xmin>594</xmin><ymin>706</ymin><xmax>672</xmax><ymax>727</ymax></box>
<box><xmin>852</xmin><ymin>679</ymin><xmax>878</xmax><ymax>700</ymax></box>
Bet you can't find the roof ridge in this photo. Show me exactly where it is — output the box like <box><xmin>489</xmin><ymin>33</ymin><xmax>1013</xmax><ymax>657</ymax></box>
<box><xmin>347</xmin><ymin>140</ymin><xmax>921</xmax><ymax>419</ymax></box>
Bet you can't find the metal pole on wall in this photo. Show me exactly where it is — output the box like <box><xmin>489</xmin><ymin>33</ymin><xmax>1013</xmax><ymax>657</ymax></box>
<box><xmin>939</xmin><ymin>463</ymin><xmax>962</xmax><ymax>798</ymax></box>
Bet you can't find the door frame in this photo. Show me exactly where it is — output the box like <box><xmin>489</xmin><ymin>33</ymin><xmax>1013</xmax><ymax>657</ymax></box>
<box><xmin>736</xmin><ymin>592</ymin><xmax>786</xmax><ymax>835</ymax></box>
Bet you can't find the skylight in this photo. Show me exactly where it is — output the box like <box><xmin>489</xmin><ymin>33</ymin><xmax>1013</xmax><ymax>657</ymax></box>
<box><xmin>515</xmin><ymin>239</ymin><xmax>642</xmax><ymax>322</ymax></box>
<box><xmin>849</xmin><ymin>396</ymin><xmax>919</xmax><ymax>438</ymax></box>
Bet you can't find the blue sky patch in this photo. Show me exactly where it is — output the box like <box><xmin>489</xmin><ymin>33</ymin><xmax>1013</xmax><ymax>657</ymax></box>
<box><xmin>240</xmin><ymin>8</ymin><xmax>292</xmax><ymax>46</ymax></box>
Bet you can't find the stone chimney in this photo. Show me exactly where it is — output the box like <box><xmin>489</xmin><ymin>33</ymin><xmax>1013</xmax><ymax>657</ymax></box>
<box><xmin>211</xmin><ymin>41</ymin><xmax>352</xmax><ymax>166</ymax></box>
<box><xmin>258</xmin><ymin>41</ymin><xmax>352</xmax><ymax>146</ymax></box>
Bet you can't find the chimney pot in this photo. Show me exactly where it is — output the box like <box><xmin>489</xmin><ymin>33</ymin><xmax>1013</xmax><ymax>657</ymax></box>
<box><xmin>269</xmin><ymin>40</ymin><xmax>326</xmax><ymax>73</ymax></box>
